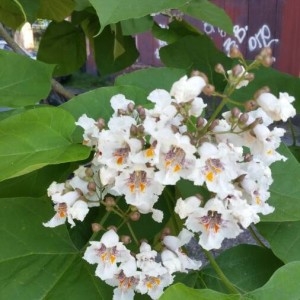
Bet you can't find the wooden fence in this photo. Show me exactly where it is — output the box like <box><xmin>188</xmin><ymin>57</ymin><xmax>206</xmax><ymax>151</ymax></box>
<box><xmin>136</xmin><ymin>0</ymin><xmax>300</xmax><ymax>77</ymax></box>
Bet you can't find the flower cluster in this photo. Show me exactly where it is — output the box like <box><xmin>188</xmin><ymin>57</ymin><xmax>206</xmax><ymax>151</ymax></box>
<box><xmin>43</xmin><ymin>57</ymin><xmax>295</xmax><ymax>298</ymax></box>
<box><xmin>83</xmin><ymin>228</ymin><xmax>200</xmax><ymax>299</ymax></box>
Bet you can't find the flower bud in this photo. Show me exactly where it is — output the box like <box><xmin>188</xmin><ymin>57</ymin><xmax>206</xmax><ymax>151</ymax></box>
<box><xmin>85</xmin><ymin>167</ymin><xmax>94</xmax><ymax>178</ymax></box>
<box><xmin>232</xmin><ymin>64</ymin><xmax>244</xmax><ymax>77</ymax></box>
<box><xmin>127</xmin><ymin>102</ymin><xmax>135</xmax><ymax>113</ymax></box>
<box><xmin>190</xmin><ymin>70</ymin><xmax>208</xmax><ymax>83</ymax></box>
<box><xmin>87</xmin><ymin>182</ymin><xmax>97</xmax><ymax>192</ymax></box>
<box><xmin>231</xmin><ymin>107</ymin><xmax>241</xmax><ymax>118</ymax></box>
<box><xmin>244</xmin><ymin>72</ymin><xmax>255</xmax><ymax>81</ymax></box>
<box><xmin>105</xmin><ymin>196</ymin><xmax>116</xmax><ymax>207</ymax></box>
<box><xmin>229</xmin><ymin>45</ymin><xmax>242</xmax><ymax>58</ymax></box>
<box><xmin>107</xmin><ymin>225</ymin><xmax>117</xmax><ymax>232</ymax></box>
<box><xmin>117</xmin><ymin>108</ymin><xmax>127</xmax><ymax>116</ymax></box>
<box><xmin>120</xmin><ymin>235</ymin><xmax>131</xmax><ymax>245</ymax></box>
<box><xmin>238</xmin><ymin>113</ymin><xmax>249</xmax><ymax>128</ymax></box>
<box><xmin>196</xmin><ymin>116</ymin><xmax>205</xmax><ymax>128</ymax></box>
<box><xmin>137</xmin><ymin>105</ymin><xmax>146</xmax><ymax>120</ymax></box>
<box><xmin>96</xmin><ymin>118</ymin><xmax>105</xmax><ymax>130</ymax></box>
<box><xmin>214</xmin><ymin>63</ymin><xmax>225</xmax><ymax>75</ymax></box>
<box><xmin>91</xmin><ymin>223</ymin><xmax>103</xmax><ymax>232</ymax></box>
<box><xmin>202</xmin><ymin>84</ymin><xmax>215</xmax><ymax>96</ymax></box>
<box><xmin>130</xmin><ymin>124</ymin><xmax>138</xmax><ymax>136</ymax></box>
<box><xmin>129</xmin><ymin>211</ymin><xmax>141</xmax><ymax>221</ymax></box>
<box><xmin>254</xmin><ymin>86</ymin><xmax>270</xmax><ymax>100</ymax></box>
<box><xmin>244</xmin><ymin>100</ymin><xmax>258</xmax><ymax>111</ymax></box>
<box><xmin>208</xmin><ymin>119</ymin><xmax>219</xmax><ymax>131</ymax></box>
<box><xmin>243</xmin><ymin>153</ymin><xmax>253</xmax><ymax>162</ymax></box>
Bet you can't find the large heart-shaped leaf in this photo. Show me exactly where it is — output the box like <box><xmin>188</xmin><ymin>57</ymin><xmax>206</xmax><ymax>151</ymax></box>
<box><xmin>0</xmin><ymin>0</ymin><xmax>26</xmax><ymax>28</ymax></box>
<box><xmin>261</xmin><ymin>144</ymin><xmax>300</xmax><ymax>222</ymax></box>
<box><xmin>0</xmin><ymin>107</ymin><xmax>90</xmax><ymax>182</ymax></box>
<box><xmin>0</xmin><ymin>196</ymin><xmax>113</xmax><ymax>300</ymax></box>
<box><xmin>89</xmin><ymin>0</ymin><xmax>188</xmax><ymax>33</ymax></box>
<box><xmin>37</xmin><ymin>21</ymin><xmax>86</xmax><ymax>76</ymax></box>
<box><xmin>256</xmin><ymin>221</ymin><xmax>300</xmax><ymax>263</ymax></box>
<box><xmin>0</xmin><ymin>50</ymin><xmax>54</xmax><ymax>107</ymax></box>
<box><xmin>248</xmin><ymin>262</ymin><xmax>300</xmax><ymax>300</ymax></box>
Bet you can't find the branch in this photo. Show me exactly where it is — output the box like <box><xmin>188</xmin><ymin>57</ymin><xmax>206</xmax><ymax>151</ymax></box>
<box><xmin>0</xmin><ymin>22</ymin><xmax>74</xmax><ymax>100</ymax></box>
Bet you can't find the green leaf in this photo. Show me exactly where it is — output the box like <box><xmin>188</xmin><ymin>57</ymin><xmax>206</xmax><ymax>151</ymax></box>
<box><xmin>0</xmin><ymin>163</ymin><xmax>76</xmax><ymax>198</ymax></box>
<box><xmin>89</xmin><ymin>0</ymin><xmax>189</xmax><ymax>34</ymax></box>
<box><xmin>202</xmin><ymin>245</ymin><xmax>283</xmax><ymax>293</ymax></box>
<box><xmin>152</xmin><ymin>19</ymin><xmax>201</xmax><ymax>44</ymax></box>
<box><xmin>37</xmin><ymin>0</ymin><xmax>75</xmax><ymax>22</ymax></box>
<box><xmin>120</xmin><ymin>15</ymin><xmax>153</xmax><ymax>35</ymax></box>
<box><xmin>0</xmin><ymin>107</ymin><xmax>90</xmax><ymax>182</ymax></box>
<box><xmin>256</xmin><ymin>221</ymin><xmax>300</xmax><ymax>263</ymax></box>
<box><xmin>37</xmin><ymin>21</ymin><xmax>86</xmax><ymax>76</ymax></box>
<box><xmin>115</xmin><ymin>67</ymin><xmax>187</xmax><ymax>94</ymax></box>
<box><xmin>159</xmin><ymin>34</ymin><xmax>232</xmax><ymax>91</ymax></box>
<box><xmin>74</xmin><ymin>0</ymin><xmax>91</xmax><ymax>11</ymax></box>
<box><xmin>93</xmin><ymin>25</ymin><xmax>139</xmax><ymax>76</ymax></box>
<box><xmin>0</xmin><ymin>0</ymin><xmax>26</xmax><ymax>28</ymax></box>
<box><xmin>61</xmin><ymin>85</ymin><xmax>148</xmax><ymax>142</ymax></box>
<box><xmin>261</xmin><ymin>144</ymin><xmax>300</xmax><ymax>222</ymax></box>
<box><xmin>0</xmin><ymin>196</ymin><xmax>113</xmax><ymax>300</ymax></box>
<box><xmin>160</xmin><ymin>283</ymin><xmax>240</xmax><ymax>300</ymax></box>
<box><xmin>17</xmin><ymin>0</ymin><xmax>40</xmax><ymax>23</ymax></box>
<box><xmin>0</xmin><ymin>50</ymin><xmax>54</xmax><ymax>107</ymax></box>
<box><xmin>180</xmin><ymin>0</ymin><xmax>233</xmax><ymax>34</ymax></box>
<box><xmin>248</xmin><ymin>262</ymin><xmax>300</xmax><ymax>300</ymax></box>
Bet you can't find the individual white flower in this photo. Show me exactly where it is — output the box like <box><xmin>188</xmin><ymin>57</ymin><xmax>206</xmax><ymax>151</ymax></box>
<box><xmin>43</xmin><ymin>190</ymin><xmax>85</xmax><ymax>228</ymax></box>
<box><xmin>105</xmin><ymin>258</ymin><xmax>140</xmax><ymax>300</ymax></box>
<box><xmin>112</xmin><ymin>165</ymin><xmax>164</xmax><ymax>211</ymax></box>
<box><xmin>192</xmin><ymin>142</ymin><xmax>243</xmax><ymax>198</ymax></box>
<box><xmin>155</xmin><ymin>132</ymin><xmax>197</xmax><ymax>185</ymax></box>
<box><xmin>161</xmin><ymin>229</ymin><xmax>202</xmax><ymax>273</ymax></box>
<box><xmin>256</xmin><ymin>92</ymin><xmax>296</xmax><ymax>122</ymax></box>
<box><xmin>47</xmin><ymin>181</ymin><xmax>65</xmax><ymax>197</ymax></box>
<box><xmin>175</xmin><ymin>196</ymin><xmax>202</xmax><ymax>219</ymax></box>
<box><xmin>189</xmin><ymin>96</ymin><xmax>207</xmax><ymax>117</ymax></box>
<box><xmin>185</xmin><ymin>197</ymin><xmax>242</xmax><ymax>250</ymax></box>
<box><xmin>83</xmin><ymin>229</ymin><xmax>132</xmax><ymax>281</ymax></box>
<box><xmin>76</xmin><ymin>114</ymin><xmax>100</xmax><ymax>147</ymax></box>
<box><xmin>170</xmin><ymin>75</ymin><xmax>206</xmax><ymax>103</ymax></box>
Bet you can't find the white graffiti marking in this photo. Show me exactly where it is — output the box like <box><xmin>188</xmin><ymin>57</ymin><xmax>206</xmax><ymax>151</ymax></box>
<box><xmin>203</xmin><ymin>23</ymin><xmax>279</xmax><ymax>54</ymax></box>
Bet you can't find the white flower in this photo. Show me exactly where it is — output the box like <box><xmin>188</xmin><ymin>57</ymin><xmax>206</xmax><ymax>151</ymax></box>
<box><xmin>185</xmin><ymin>197</ymin><xmax>242</xmax><ymax>250</ymax></box>
<box><xmin>83</xmin><ymin>229</ymin><xmax>132</xmax><ymax>281</ymax></box>
<box><xmin>161</xmin><ymin>229</ymin><xmax>202</xmax><ymax>273</ymax></box>
<box><xmin>175</xmin><ymin>196</ymin><xmax>201</xmax><ymax>219</ymax></box>
<box><xmin>43</xmin><ymin>190</ymin><xmax>85</xmax><ymax>228</ymax></box>
<box><xmin>170</xmin><ymin>75</ymin><xmax>206</xmax><ymax>103</ymax></box>
<box><xmin>256</xmin><ymin>92</ymin><xmax>296</xmax><ymax>122</ymax></box>
<box><xmin>110</xmin><ymin>94</ymin><xmax>135</xmax><ymax>115</ymax></box>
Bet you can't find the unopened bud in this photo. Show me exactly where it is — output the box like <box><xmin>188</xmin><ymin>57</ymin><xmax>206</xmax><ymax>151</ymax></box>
<box><xmin>127</xmin><ymin>102</ymin><xmax>135</xmax><ymax>113</ymax></box>
<box><xmin>117</xmin><ymin>108</ymin><xmax>127</xmax><ymax>116</ymax></box>
<box><xmin>229</xmin><ymin>45</ymin><xmax>242</xmax><ymax>58</ymax></box>
<box><xmin>232</xmin><ymin>64</ymin><xmax>243</xmax><ymax>77</ymax></box>
<box><xmin>203</xmin><ymin>84</ymin><xmax>215</xmax><ymax>96</ymax></box>
<box><xmin>130</xmin><ymin>124</ymin><xmax>138</xmax><ymax>136</ymax></box>
<box><xmin>88</xmin><ymin>182</ymin><xmax>97</xmax><ymax>192</ymax></box>
<box><xmin>91</xmin><ymin>223</ymin><xmax>103</xmax><ymax>232</ymax></box>
<box><xmin>162</xmin><ymin>227</ymin><xmax>171</xmax><ymax>235</ymax></box>
<box><xmin>254</xmin><ymin>86</ymin><xmax>270</xmax><ymax>100</ymax></box>
<box><xmin>196</xmin><ymin>116</ymin><xmax>205</xmax><ymax>128</ymax></box>
<box><xmin>244</xmin><ymin>72</ymin><xmax>255</xmax><ymax>81</ymax></box>
<box><xmin>231</xmin><ymin>107</ymin><xmax>241</xmax><ymax>118</ymax></box>
<box><xmin>244</xmin><ymin>100</ymin><xmax>258</xmax><ymax>111</ymax></box>
<box><xmin>238</xmin><ymin>113</ymin><xmax>249</xmax><ymax>127</ymax></box>
<box><xmin>262</xmin><ymin>55</ymin><xmax>274</xmax><ymax>67</ymax></box>
<box><xmin>137</xmin><ymin>106</ymin><xmax>146</xmax><ymax>120</ymax></box>
<box><xmin>244</xmin><ymin>153</ymin><xmax>253</xmax><ymax>162</ymax></box>
<box><xmin>137</xmin><ymin>124</ymin><xmax>145</xmax><ymax>135</ymax></box>
<box><xmin>214</xmin><ymin>63</ymin><xmax>225</xmax><ymax>74</ymax></box>
<box><xmin>120</xmin><ymin>235</ymin><xmax>131</xmax><ymax>245</ymax></box>
<box><xmin>260</xmin><ymin>47</ymin><xmax>272</xmax><ymax>57</ymax></box>
<box><xmin>85</xmin><ymin>167</ymin><xmax>94</xmax><ymax>177</ymax></box>
<box><xmin>190</xmin><ymin>70</ymin><xmax>208</xmax><ymax>83</ymax></box>
<box><xmin>129</xmin><ymin>211</ymin><xmax>141</xmax><ymax>221</ymax></box>
<box><xmin>208</xmin><ymin>119</ymin><xmax>219</xmax><ymax>131</ymax></box>
<box><xmin>107</xmin><ymin>225</ymin><xmax>117</xmax><ymax>232</ymax></box>
<box><xmin>96</xmin><ymin>118</ymin><xmax>105</xmax><ymax>130</ymax></box>
<box><xmin>105</xmin><ymin>196</ymin><xmax>116</xmax><ymax>207</ymax></box>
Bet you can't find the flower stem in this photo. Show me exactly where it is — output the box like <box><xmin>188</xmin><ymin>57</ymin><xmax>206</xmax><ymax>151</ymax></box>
<box><xmin>249</xmin><ymin>225</ymin><xmax>268</xmax><ymax>248</ymax></box>
<box><xmin>127</xmin><ymin>222</ymin><xmax>139</xmax><ymax>246</ymax></box>
<box><xmin>204</xmin><ymin>250</ymin><xmax>240</xmax><ymax>294</ymax></box>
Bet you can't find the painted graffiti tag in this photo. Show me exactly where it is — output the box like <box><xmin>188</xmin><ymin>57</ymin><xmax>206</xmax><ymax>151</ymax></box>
<box><xmin>203</xmin><ymin>23</ymin><xmax>279</xmax><ymax>53</ymax></box>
